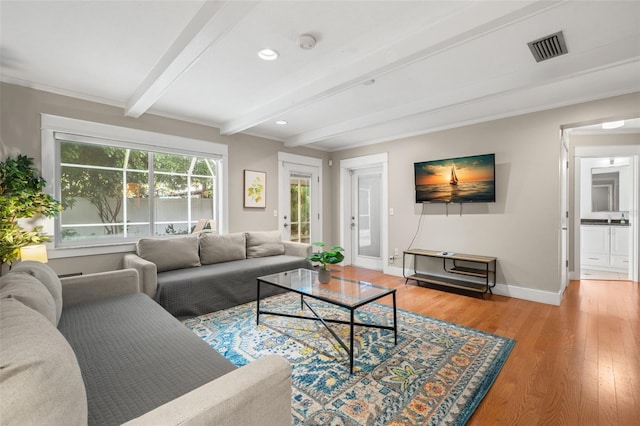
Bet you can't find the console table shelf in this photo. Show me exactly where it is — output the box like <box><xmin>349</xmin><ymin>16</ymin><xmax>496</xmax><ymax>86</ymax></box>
<box><xmin>403</xmin><ymin>249</ymin><xmax>497</xmax><ymax>297</ymax></box>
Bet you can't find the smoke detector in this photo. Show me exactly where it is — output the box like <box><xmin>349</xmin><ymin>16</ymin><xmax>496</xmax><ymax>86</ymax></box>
<box><xmin>298</xmin><ymin>34</ymin><xmax>317</xmax><ymax>50</ymax></box>
<box><xmin>527</xmin><ymin>31</ymin><xmax>568</xmax><ymax>62</ymax></box>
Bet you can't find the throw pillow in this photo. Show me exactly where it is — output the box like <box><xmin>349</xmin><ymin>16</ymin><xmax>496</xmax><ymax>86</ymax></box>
<box><xmin>0</xmin><ymin>298</ymin><xmax>88</xmax><ymax>425</ymax></box>
<box><xmin>11</xmin><ymin>261</ymin><xmax>63</xmax><ymax>324</ymax></box>
<box><xmin>200</xmin><ymin>232</ymin><xmax>247</xmax><ymax>265</ymax></box>
<box><xmin>246</xmin><ymin>230</ymin><xmax>285</xmax><ymax>258</ymax></box>
<box><xmin>0</xmin><ymin>272</ymin><xmax>57</xmax><ymax>325</ymax></box>
<box><xmin>137</xmin><ymin>235</ymin><xmax>201</xmax><ymax>272</ymax></box>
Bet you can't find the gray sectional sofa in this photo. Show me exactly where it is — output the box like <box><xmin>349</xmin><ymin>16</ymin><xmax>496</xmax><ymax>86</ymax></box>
<box><xmin>0</xmin><ymin>261</ymin><xmax>292</xmax><ymax>426</ymax></box>
<box><xmin>124</xmin><ymin>230</ymin><xmax>313</xmax><ymax>318</ymax></box>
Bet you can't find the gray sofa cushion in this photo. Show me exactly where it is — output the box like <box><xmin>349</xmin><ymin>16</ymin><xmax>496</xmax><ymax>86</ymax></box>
<box><xmin>58</xmin><ymin>293</ymin><xmax>236</xmax><ymax>426</ymax></box>
<box><xmin>137</xmin><ymin>235</ymin><xmax>201</xmax><ymax>272</ymax></box>
<box><xmin>12</xmin><ymin>260</ymin><xmax>64</xmax><ymax>324</ymax></box>
<box><xmin>0</xmin><ymin>272</ymin><xmax>57</xmax><ymax>325</ymax></box>
<box><xmin>0</xmin><ymin>297</ymin><xmax>88</xmax><ymax>425</ymax></box>
<box><xmin>199</xmin><ymin>232</ymin><xmax>246</xmax><ymax>265</ymax></box>
<box><xmin>156</xmin><ymin>255</ymin><xmax>311</xmax><ymax>318</ymax></box>
<box><xmin>246</xmin><ymin>230</ymin><xmax>285</xmax><ymax>258</ymax></box>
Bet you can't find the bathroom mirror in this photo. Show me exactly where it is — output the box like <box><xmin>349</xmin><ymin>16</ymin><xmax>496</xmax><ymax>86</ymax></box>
<box><xmin>591</xmin><ymin>168</ymin><xmax>619</xmax><ymax>212</ymax></box>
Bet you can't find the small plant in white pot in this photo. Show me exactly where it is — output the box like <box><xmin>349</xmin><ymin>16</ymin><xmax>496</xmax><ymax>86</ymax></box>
<box><xmin>307</xmin><ymin>242</ymin><xmax>344</xmax><ymax>284</ymax></box>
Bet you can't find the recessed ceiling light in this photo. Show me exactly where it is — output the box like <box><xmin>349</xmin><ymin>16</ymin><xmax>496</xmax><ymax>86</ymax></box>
<box><xmin>258</xmin><ymin>48</ymin><xmax>279</xmax><ymax>61</ymax></box>
<box><xmin>275</xmin><ymin>120</ymin><xmax>288</xmax><ymax>125</ymax></box>
<box><xmin>602</xmin><ymin>120</ymin><xmax>624</xmax><ymax>129</ymax></box>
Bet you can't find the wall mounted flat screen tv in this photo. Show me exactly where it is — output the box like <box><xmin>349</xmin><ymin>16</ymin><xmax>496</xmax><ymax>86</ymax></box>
<box><xmin>414</xmin><ymin>153</ymin><xmax>495</xmax><ymax>203</ymax></box>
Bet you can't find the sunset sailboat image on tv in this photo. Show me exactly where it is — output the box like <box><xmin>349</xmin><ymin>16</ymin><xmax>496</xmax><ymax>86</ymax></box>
<box><xmin>414</xmin><ymin>153</ymin><xmax>495</xmax><ymax>203</ymax></box>
<box><xmin>449</xmin><ymin>165</ymin><xmax>459</xmax><ymax>185</ymax></box>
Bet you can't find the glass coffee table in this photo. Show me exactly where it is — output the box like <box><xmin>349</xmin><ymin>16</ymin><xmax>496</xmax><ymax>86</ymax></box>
<box><xmin>257</xmin><ymin>268</ymin><xmax>397</xmax><ymax>373</ymax></box>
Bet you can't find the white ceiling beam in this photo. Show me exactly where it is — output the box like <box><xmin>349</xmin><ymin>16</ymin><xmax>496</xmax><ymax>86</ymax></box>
<box><xmin>316</xmin><ymin>64</ymin><xmax>640</xmax><ymax>152</ymax></box>
<box><xmin>125</xmin><ymin>0</ymin><xmax>258</xmax><ymax>118</ymax></box>
<box><xmin>219</xmin><ymin>0</ymin><xmax>561</xmax><ymax>137</ymax></box>
<box><xmin>284</xmin><ymin>38</ymin><xmax>640</xmax><ymax>148</ymax></box>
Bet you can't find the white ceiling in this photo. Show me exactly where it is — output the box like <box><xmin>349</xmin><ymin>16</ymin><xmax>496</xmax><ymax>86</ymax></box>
<box><xmin>1</xmin><ymin>0</ymin><xmax>639</xmax><ymax>151</ymax></box>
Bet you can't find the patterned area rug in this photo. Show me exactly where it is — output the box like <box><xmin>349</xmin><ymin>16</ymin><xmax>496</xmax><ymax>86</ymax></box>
<box><xmin>183</xmin><ymin>292</ymin><xmax>515</xmax><ymax>425</ymax></box>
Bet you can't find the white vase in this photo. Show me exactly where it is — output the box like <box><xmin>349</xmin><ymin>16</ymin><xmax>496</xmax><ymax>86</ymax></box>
<box><xmin>318</xmin><ymin>268</ymin><xmax>331</xmax><ymax>284</ymax></box>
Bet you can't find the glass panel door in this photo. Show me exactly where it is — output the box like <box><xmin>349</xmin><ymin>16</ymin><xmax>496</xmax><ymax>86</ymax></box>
<box><xmin>289</xmin><ymin>173</ymin><xmax>311</xmax><ymax>243</ymax></box>
<box><xmin>279</xmin><ymin>159</ymin><xmax>320</xmax><ymax>243</ymax></box>
<box><xmin>352</xmin><ymin>167</ymin><xmax>382</xmax><ymax>269</ymax></box>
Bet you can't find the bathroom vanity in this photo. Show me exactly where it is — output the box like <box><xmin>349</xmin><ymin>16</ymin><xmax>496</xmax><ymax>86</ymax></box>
<box><xmin>580</xmin><ymin>220</ymin><xmax>630</xmax><ymax>273</ymax></box>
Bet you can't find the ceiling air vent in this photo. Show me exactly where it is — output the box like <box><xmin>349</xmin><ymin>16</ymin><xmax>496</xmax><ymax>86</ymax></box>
<box><xmin>528</xmin><ymin>31</ymin><xmax>568</xmax><ymax>62</ymax></box>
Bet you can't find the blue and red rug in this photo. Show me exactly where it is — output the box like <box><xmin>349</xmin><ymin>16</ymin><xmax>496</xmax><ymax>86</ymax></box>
<box><xmin>184</xmin><ymin>292</ymin><xmax>514</xmax><ymax>425</ymax></box>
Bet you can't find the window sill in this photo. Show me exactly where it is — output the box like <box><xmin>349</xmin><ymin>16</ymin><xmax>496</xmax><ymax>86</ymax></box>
<box><xmin>47</xmin><ymin>243</ymin><xmax>136</xmax><ymax>259</ymax></box>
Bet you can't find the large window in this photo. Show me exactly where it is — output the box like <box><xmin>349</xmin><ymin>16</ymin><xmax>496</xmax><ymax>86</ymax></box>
<box><xmin>42</xmin><ymin>114</ymin><xmax>227</xmax><ymax>251</ymax></box>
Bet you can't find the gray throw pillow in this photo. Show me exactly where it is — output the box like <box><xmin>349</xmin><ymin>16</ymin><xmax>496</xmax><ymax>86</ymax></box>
<box><xmin>137</xmin><ymin>235</ymin><xmax>201</xmax><ymax>272</ymax></box>
<box><xmin>246</xmin><ymin>230</ymin><xmax>285</xmax><ymax>258</ymax></box>
<box><xmin>0</xmin><ymin>272</ymin><xmax>57</xmax><ymax>325</ymax></box>
<box><xmin>11</xmin><ymin>261</ymin><xmax>63</xmax><ymax>324</ymax></box>
<box><xmin>200</xmin><ymin>232</ymin><xmax>247</xmax><ymax>265</ymax></box>
<box><xmin>0</xmin><ymin>298</ymin><xmax>88</xmax><ymax>425</ymax></box>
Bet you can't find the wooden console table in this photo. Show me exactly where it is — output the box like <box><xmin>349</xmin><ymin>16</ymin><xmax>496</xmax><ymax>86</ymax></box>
<box><xmin>403</xmin><ymin>249</ymin><xmax>497</xmax><ymax>297</ymax></box>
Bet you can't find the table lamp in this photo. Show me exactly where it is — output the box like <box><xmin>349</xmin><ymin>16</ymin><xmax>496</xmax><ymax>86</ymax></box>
<box><xmin>19</xmin><ymin>244</ymin><xmax>48</xmax><ymax>263</ymax></box>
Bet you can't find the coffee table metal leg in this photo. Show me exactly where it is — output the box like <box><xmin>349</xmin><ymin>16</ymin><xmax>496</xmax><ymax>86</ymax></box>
<box><xmin>256</xmin><ymin>280</ymin><xmax>261</xmax><ymax>325</ymax></box>
<box><xmin>393</xmin><ymin>292</ymin><xmax>398</xmax><ymax>345</ymax></box>
<box><xmin>350</xmin><ymin>309</ymin><xmax>355</xmax><ymax>374</ymax></box>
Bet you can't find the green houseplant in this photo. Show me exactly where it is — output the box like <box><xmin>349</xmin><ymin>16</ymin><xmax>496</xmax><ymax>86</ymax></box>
<box><xmin>0</xmin><ymin>155</ymin><xmax>62</xmax><ymax>265</ymax></box>
<box><xmin>307</xmin><ymin>242</ymin><xmax>344</xmax><ymax>283</ymax></box>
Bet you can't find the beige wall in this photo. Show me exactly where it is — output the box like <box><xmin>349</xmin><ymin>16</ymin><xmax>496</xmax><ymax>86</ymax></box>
<box><xmin>570</xmin><ymin>133</ymin><xmax>640</xmax><ymax>147</ymax></box>
<box><xmin>0</xmin><ymin>82</ymin><xmax>329</xmax><ymax>275</ymax></box>
<box><xmin>2</xmin><ymin>81</ymin><xmax>638</xmax><ymax>300</ymax></box>
<box><xmin>330</xmin><ymin>93</ymin><xmax>640</xmax><ymax>300</ymax></box>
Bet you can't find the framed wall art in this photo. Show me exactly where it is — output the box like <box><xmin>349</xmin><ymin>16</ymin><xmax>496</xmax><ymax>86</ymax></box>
<box><xmin>244</xmin><ymin>170</ymin><xmax>266</xmax><ymax>208</ymax></box>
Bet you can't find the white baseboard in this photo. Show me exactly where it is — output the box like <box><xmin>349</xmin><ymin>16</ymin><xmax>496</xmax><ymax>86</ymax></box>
<box><xmin>491</xmin><ymin>283</ymin><xmax>562</xmax><ymax>306</ymax></box>
<box><xmin>383</xmin><ymin>264</ymin><xmax>562</xmax><ymax>306</ymax></box>
<box><xmin>384</xmin><ymin>265</ymin><xmax>405</xmax><ymax>277</ymax></box>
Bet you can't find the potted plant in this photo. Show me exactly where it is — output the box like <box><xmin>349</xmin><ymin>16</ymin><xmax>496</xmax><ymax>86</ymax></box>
<box><xmin>307</xmin><ymin>242</ymin><xmax>344</xmax><ymax>284</ymax></box>
<box><xmin>0</xmin><ymin>155</ymin><xmax>62</xmax><ymax>267</ymax></box>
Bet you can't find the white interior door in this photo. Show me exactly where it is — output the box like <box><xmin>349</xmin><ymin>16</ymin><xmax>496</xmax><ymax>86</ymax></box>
<box><xmin>339</xmin><ymin>153</ymin><xmax>389</xmax><ymax>272</ymax></box>
<box><xmin>351</xmin><ymin>167</ymin><xmax>383</xmax><ymax>270</ymax></box>
<box><xmin>278</xmin><ymin>153</ymin><xmax>321</xmax><ymax>243</ymax></box>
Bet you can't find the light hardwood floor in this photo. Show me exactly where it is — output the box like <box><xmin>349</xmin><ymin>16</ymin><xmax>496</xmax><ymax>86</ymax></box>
<box><xmin>332</xmin><ymin>265</ymin><xmax>640</xmax><ymax>425</ymax></box>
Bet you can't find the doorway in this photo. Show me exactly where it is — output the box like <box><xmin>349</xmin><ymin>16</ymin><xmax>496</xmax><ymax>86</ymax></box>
<box><xmin>563</xmin><ymin>119</ymin><xmax>639</xmax><ymax>284</ymax></box>
<box><xmin>560</xmin><ymin>133</ymin><xmax>569</xmax><ymax>293</ymax></box>
<box><xmin>278</xmin><ymin>153</ymin><xmax>322</xmax><ymax>244</ymax></box>
<box><xmin>339</xmin><ymin>153</ymin><xmax>388</xmax><ymax>272</ymax></box>
<box><xmin>576</xmin><ymin>156</ymin><xmax>634</xmax><ymax>281</ymax></box>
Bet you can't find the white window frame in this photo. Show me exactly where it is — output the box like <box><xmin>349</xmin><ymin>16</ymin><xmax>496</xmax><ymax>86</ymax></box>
<box><xmin>41</xmin><ymin>114</ymin><xmax>229</xmax><ymax>259</ymax></box>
